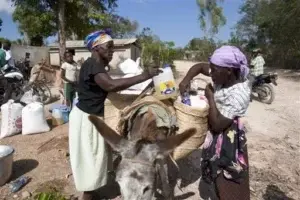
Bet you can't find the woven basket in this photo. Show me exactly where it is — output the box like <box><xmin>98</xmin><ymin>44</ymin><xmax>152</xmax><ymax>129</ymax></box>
<box><xmin>104</xmin><ymin>93</ymin><xmax>139</xmax><ymax>132</ymax></box>
<box><xmin>172</xmin><ymin>98</ymin><xmax>209</xmax><ymax>160</ymax></box>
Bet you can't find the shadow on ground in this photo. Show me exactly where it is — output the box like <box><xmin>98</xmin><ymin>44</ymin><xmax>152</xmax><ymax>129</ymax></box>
<box><xmin>11</xmin><ymin>159</ymin><xmax>39</xmax><ymax>181</ymax></box>
<box><xmin>263</xmin><ymin>184</ymin><xmax>295</xmax><ymax>200</ymax></box>
<box><xmin>166</xmin><ymin>150</ymin><xmax>203</xmax><ymax>199</ymax></box>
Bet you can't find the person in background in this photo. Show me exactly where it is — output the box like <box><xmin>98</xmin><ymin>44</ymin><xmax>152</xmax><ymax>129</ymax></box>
<box><xmin>2</xmin><ymin>41</ymin><xmax>15</xmax><ymax>68</ymax></box>
<box><xmin>69</xmin><ymin>29</ymin><xmax>161</xmax><ymax>200</ymax></box>
<box><xmin>61</xmin><ymin>51</ymin><xmax>79</xmax><ymax>107</ymax></box>
<box><xmin>0</xmin><ymin>41</ymin><xmax>6</xmax><ymax>69</ymax></box>
<box><xmin>179</xmin><ymin>46</ymin><xmax>251</xmax><ymax>200</ymax></box>
<box><xmin>250</xmin><ymin>48</ymin><xmax>265</xmax><ymax>78</ymax></box>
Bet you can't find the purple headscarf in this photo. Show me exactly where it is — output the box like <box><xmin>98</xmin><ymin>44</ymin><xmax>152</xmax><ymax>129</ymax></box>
<box><xmin>210</xmin><ymin>45</ymin><xmax>249</xmax><ymax>79</ymax></box>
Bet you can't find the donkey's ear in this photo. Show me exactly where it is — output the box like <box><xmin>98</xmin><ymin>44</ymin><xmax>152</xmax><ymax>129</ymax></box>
<box><xmin>89</xmin><ymin>115</ymin><xmax>129</xmax><ymax>152</ymax></box>
<box><xmin>156</xmin><ymin>128</ymin><xmax>197</xmax><ymax>154</ymax></box>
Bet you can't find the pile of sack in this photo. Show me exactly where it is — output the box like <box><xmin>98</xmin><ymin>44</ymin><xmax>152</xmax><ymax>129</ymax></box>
<box><xmin>0</xmin><ymin>100</ymin><xmax>50</xmax><ymax>139</ymax></box>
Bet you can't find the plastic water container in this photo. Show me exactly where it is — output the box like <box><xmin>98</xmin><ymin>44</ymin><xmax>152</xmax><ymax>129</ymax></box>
<box><xmin>51</xmin><ymin>105</ymin><xmax>70</xmax><ymax>126</ymax></box>
<box><xmin>153</xmin><ymin>64</ymin><xmax>178</xmax><ymax>100</ymax></box>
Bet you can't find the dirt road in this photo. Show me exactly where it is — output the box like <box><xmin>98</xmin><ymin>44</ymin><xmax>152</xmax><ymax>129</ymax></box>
<box><xmin>0</xmin><ymin>69</ymin><xmax>299</xmax><ymax>200</ymax></box>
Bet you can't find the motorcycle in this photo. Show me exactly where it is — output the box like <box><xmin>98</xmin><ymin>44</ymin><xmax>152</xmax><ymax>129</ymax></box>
<box><xmin>251</xmin><ymin>72</ymin><xmax>278</xmax><ymax>104</ymax></box>
<box><xmin>0</xmin><ymin>65</ymin><xmax>24</xmax><ymax>105</ymax></box>
<box><xmin>15</xmin><ymin>59</ymin><xmax>31</xmax><ymax>83</ymax></box>
<box><xmin>0</xmin><ymin>63</ymin><xmax>52</xmax><ymax>105</ymax></box>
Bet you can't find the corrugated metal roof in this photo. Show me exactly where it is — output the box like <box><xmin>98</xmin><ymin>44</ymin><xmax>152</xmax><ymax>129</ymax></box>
<box><xmin>48</xmin><ymin>38</ymin><xmax>138</xmax><ymax>48</ymax></box>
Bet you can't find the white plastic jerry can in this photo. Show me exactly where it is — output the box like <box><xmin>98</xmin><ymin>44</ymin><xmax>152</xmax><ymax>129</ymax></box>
<box><xmin>152</xmin><ymin>64</ymin><xmax>178</xmax><ymax>100</ymax></box>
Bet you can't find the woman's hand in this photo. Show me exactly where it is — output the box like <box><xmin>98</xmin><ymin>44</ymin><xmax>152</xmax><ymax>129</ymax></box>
<box><xmin>179</xmin><ymin>79</ymin><xmax>190</xmax><ymax>94</ymax></box>
<box><xmin>143</xmin><ymin>66</ymin><xmax>163</xmax><ymax>78</ymax></box>
<box><xmin>205</xmin><ymin>83</ymin><xmax>214</xmax><ymax>100</ymax></box>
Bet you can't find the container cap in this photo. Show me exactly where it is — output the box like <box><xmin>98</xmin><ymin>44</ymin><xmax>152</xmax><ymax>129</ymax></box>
<box><xmin>163</xmin><ymin>64</ymin><xmax>170</xmax><ymax>68</ymax></box>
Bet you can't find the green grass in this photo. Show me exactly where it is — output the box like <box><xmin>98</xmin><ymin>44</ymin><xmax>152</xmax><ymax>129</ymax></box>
<box><xmin>33</xmin><ymin>192</ymin><xmax>67</xmax><ymax>200</ymax></box>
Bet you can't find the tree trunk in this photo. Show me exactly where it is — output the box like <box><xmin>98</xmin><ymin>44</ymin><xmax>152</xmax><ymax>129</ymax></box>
<box><xmin>58</xmin><ymin>0</ymin><xmax>66</xmax><ymax>65</ymax></box>
<box><xmin>56</xmin><ymin>0</ymin><xmax>66</xmax><ymax>89</ymax></box>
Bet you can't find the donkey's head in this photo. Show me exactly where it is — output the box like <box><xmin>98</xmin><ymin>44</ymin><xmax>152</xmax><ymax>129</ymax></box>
<box><xmin>89</xmin><ymin>112</ymin><xmax>196</xmax><ymax>200</ymax></box>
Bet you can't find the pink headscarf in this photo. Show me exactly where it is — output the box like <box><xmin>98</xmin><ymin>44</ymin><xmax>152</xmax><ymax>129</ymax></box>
<box><xmin>210</xmin><ymin>45</ymin><xmax>249</xmax><ymax>79</ymax></box>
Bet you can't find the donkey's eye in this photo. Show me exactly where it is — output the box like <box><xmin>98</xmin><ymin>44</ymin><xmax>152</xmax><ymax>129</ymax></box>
<box><xmin>143</xmin><ymin>186</ymin><xmax>150</xmax><ymax>194</ymax></box>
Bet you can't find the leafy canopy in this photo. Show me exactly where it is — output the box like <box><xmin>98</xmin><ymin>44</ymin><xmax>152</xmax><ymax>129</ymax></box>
<box><xmin>11</xmin><ymin>0</ymin><xmax>137</xmax><ymax>41</ymax></box>
<box><xmin>197</xmin><ymin>0</ymin><xmax>226</xmax><ymax>35</ymax></box>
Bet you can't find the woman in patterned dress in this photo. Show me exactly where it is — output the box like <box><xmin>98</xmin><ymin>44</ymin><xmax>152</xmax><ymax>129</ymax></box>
<box><xmin>179</xmin><ymin>46</ymin><xmax>251</xmax><ymax>200</ymax></box>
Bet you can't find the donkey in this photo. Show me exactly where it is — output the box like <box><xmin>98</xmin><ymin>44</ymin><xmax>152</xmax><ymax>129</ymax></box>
<box><xmin>89</xmin><ymin>108</ymin><xmax>196</xmax><ymax>200</ymax></box>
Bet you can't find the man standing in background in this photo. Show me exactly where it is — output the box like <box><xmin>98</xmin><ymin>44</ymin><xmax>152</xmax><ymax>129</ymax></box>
<box><xmin>250</xmin><ymin>48</ymin><xmax>265</xmax><ymax>77</ymax></box>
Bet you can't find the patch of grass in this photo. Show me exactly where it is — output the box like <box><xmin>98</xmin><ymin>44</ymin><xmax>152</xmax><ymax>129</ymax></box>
<box><xmin>31</xmin><ymin>179</ymin><xmax>68</xmax><ymax>200</ymax></box>
<box><xmin>33</xmin><ymin>192</ymin><xmax>67</xmax><ymax>200</ymax></box>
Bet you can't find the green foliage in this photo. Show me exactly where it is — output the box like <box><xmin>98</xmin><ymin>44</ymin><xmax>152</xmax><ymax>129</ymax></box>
<box><xmin>233</xmin><ymin>0</ymin><xmax>300</xmax><ymax>68</ymax></box>
<box><xmin>0</xmin><ymin>18</ymin><xmax>2</xmax><ymax>32</ymax></box>
<box><xmin>12</xmin><ymin>2</ymin><xmax>56</xmax><ymax>40</ymax></box>
<box><xmin>226</xmin><ymin>33</ymin><xmax>245</xmax><ymax>48</ymax></box>
<box><xmin>196</xmin><ymin>0</ymin><xmax>226</xmax><ymax>35</ymax></box>
<box><xmin>137</xmin><ymin>28</ymin><xmax>183</xmax><ymax>68</ymax></box>
<box><xmin>33</xmin><ymin>192</ymin><xmax>66</xmax><ymax>200</ymax></box>
<box><xmin>11</xmin><ymin>0</ymin><xmax>137</xmax><ymax>44</ymax></box>
<box><xmin>0</xmin><ymin>37</ymin><xmax>27</xmax><ymax>45</ymax></box>
<box><xmin>0</xmin><ymin>37</ymin><xmax>10</xmax><ymax>44</ymax></box>
<box><xmin>185</xmin><ymin>37</ymin><xmax>218</xmax><ymax>61</ymax></box>
<box><xmin>88</xmin><ymin>13</ymin><xmax>139</xmax><ymax>38</ymax></box>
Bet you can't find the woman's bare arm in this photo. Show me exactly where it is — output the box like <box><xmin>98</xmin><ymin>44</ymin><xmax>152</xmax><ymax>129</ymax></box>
<box><xmin>206</xmin><ymin>95</ymin><xmax>233</xmax><ymax>133</ymax></box>
<box><xmin>94</xmin><ymin>72</ymin><xmax>151</xmax><ymax>92</ymax></box>
<box><xmin>179</xmin><ymin>62</ymin><xmax>210</xmax><ymax>94</ymax></box>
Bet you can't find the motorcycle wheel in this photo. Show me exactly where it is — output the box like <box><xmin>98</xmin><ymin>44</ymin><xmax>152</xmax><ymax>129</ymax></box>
<box><xmin>2</xmin><ymin>83</ymin><xmax>24</xmax><ymax>104</ymax></box>
<box><xmin>257</xmin><ymin>84</ymin><xmax>275</xmax><ymax>104</ymax></box>
<box><xmin>33</xmin><ymin>83</ymin><xmax>52</xmax><ymax>104</ymax></box>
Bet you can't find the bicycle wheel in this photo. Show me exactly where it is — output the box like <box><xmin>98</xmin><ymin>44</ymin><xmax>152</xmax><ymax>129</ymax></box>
<box><xmin>34</xmin><ymin>82</ymin><xmax>52</xmax><ymax>104</ymax></box>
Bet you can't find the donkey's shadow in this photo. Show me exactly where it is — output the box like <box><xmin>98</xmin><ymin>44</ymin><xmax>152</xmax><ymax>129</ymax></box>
<box><xmin>170</xmin><ymin>149</ymin><xmax>203</xmax><ymax>188</ymax></box>
<box><xmin>158</xmin><ymin>149</ymin><xmax>203</xmax><ymax>199</ymax></box>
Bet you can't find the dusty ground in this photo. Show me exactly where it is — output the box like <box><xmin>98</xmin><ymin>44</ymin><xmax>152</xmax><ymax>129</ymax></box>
<box><xmin>0</xmin><ymin>69</ymin><xmax>299</xmax><ymax>200</ymax></box>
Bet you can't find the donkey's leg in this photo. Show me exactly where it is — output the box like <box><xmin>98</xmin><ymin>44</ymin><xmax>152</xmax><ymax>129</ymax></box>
<box><xmin>157</xmin><ymin>158</ymin><xmax>173</xmax><ymax>200</ymax></box>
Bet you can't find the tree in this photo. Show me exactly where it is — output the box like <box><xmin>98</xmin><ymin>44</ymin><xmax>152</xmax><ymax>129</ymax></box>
<box><xmin>11</xmin><ymin>0</ymin><xmax>118</xmax><ymax>63</ymax></box>
<box><xmin>185</xmin><ymin>37</ymin><xmax>217</xmax><ymax>61</ymax></box>
<box><xmin>136</xmin><ymin>27</ymin><xmax>181</xmax><ymax>69</ymax></box>
<box><xmin>226</xmin><ymin>32</ymin><xmax>247</xmax><ymax>49</ymax></box>
<box><xmin>11</xmin><ymin>0</ymin><xmax>137</xmax><ymax>63</ymax></box>
<box><xmin>196</xmin><ymin>0</ymin><xmax>226</xmax><ymax>35</ymax></box>
<box><xmin>0</xmin><ymin>18</ymin><xmax>2</xmax><ymax>32</ymax></box>
<box><xmin>11</xmin><ymin>0</ymin><xmax>137</xmax><ymax>41</ymax></box>
<box><xmin>89</xmin><ymin>13</ymin><xmax>139</xmax><ymax>38</ymax></box>
<box><xmin>234</xmin><ymin>0</ymin><xmax>300</xmax><ymax>68</ymax></box>
<box><xmin>58</xmin><ymin>0</ymin><xmax>66</xmax><ymax>65</ymax></box>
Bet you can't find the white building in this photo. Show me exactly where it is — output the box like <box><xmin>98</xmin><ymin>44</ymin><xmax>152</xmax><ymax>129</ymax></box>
<box><xmin>48</xmin><ymin>38</ymin><xmax>141</xmax><ymax>74</ymax></box>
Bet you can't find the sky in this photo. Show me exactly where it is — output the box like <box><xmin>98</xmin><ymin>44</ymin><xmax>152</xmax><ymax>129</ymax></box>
<box><xmin>0</xmin><ymin>0</ymin><xmax>243</xmax><ymax>47</ymax></box>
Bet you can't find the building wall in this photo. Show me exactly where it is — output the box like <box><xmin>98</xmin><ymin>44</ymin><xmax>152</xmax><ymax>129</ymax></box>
<box><xmin>109</xmin><ymin>47</ymin><xmax>128</xmax><ymax>73</ymax></box>
<box><xmin>11</xmin><ymin>44</ymin><xmax>50</xmax><ymax>67</ymax></box>
<box><xmin>49</xmin><ymin>48</ymin><xmax>91</xmax><ymax>66</ymax></box>
<box><xmin>130</xmin><ymin>45</ymin><xmax>141</xmax><ymax>61</ymax></box>
<box><xmin>49</xmin><ymin>44</ymin><xmax>141</xmax><ymax>76</ymax></box>
<box><xmin>49</xmin><ymin>45</ymin><xmax>137</xmax><ymax>68</ymax></box>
